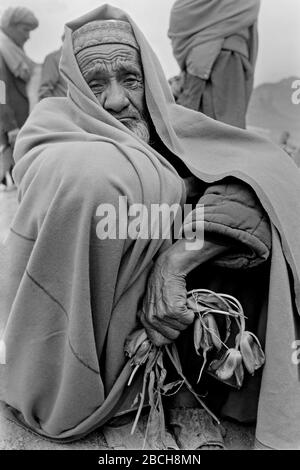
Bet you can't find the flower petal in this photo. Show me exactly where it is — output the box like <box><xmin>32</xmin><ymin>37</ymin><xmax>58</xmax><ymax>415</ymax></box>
<box><xmin>234</xmin><ymin>361</ymin><xmax>244</xmax><ymax>388</ymax></box>
<box><xmin>132</xmin><ymin>339</ymin><xmax>151</xmax><ymax>365</ymax></box>
<box><xmin>240</xmin><ymin>332</ymin><xmax>256</xmax><ymax>375</ymax></box>
<box><xmin>240</xmin><ymin>331</ymin><xmax>265</xmax><ymax>373</ymax></box>
<box><xmin>194</xmin><ymin>317</ymin><xmax>203</xmax><ymax>355</ymax></box>
<box><xmin>209</xmin><ymin>349</ymin><xmax>230</xmax><ymax>371</ymax></box>
<box><xmin>215</xmin><ymin>349</ymin><xmax>242</xmax><ymax>381</ymax></box>
<box><xmin>205</xmin><ymin>314</ymin><xmax>222</xmax><ymax>351</ymax></box>
<box><xmin>125</xmin><ymin>329</ymin><xmax>148</xmax><ymax>357</ymax></box>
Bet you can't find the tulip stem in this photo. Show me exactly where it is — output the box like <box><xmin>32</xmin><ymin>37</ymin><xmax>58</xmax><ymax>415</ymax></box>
<box><xmin>201</xmin><ymin>323</ymin><xmax>229</xmax><ymax>351</ymax></box>
<box><xmin>165</xmin><ymin>344</ymin><xmax>220</xmax><ymax>425</ymax></box>
<box><xmin>128</xmin><ymin>364</ymin><xmax>140</xmax><ymax>386</ymax></box>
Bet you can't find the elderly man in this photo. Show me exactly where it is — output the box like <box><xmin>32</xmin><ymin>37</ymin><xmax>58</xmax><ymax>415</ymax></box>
<box><xmin>2</xmin><ymin>5</ymin><xmax>300</xmax><ymax>451</ymax></box>
<box><xmin>0</xmin><ymin>6</ymin><xmax>38</xmax><ymax>189</ymax></box>
<box><xmin>168</xmin><ymin>0</ymin><xmax>260</xmax><ymax>128</ymax></box>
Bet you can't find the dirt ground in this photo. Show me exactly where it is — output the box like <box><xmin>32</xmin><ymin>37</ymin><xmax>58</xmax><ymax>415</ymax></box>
<box><xmin>0</xmin><ymin>190</ymin><xmax>254</xmax><ymax>450</ymax></box>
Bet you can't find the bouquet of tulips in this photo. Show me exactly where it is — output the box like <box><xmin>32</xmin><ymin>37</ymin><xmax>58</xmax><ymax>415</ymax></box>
<box><xmin>124</xmin><ymin>289</ymin><xmax>265</xmax><ymax>448</ymax></box>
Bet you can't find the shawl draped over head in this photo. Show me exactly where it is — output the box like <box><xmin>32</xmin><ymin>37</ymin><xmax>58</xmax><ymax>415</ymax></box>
<box><xmin>168</xmin><ymin>0</ymin><xmax>260</xmax><ymax>76</ymax></box>
<box><xmin>2</xmin><ymin>4</ymin><xmax>300</xmax><ymax>450</ymax></box>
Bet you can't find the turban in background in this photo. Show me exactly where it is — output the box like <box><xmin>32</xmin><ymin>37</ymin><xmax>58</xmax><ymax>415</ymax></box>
<box><xmin>0</xmin><ymin>6</ymin><xmax>39</xmax><ymax>30</ymax></box>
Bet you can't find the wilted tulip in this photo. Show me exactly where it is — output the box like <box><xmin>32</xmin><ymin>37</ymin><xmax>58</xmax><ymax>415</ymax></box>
<box><xmin>196</xmin><ymin>320</ymin><xmax>214</xmax><ymax>384</ymax></box>
<box><xmin>210</xmin><ymin>348</ymin><xmax>242</xmax><ymax>381</ymax></box>
<box><xmin>194</xmin><ymin>317</ymin><xmax>203</xmax><ymax>355</ymax></box>
<box><xmin>234</xmin><ymin>359</ymin><xmax>244</xmax><ymax>388</ymax></box>
<box><xmin>240</xmin><ymin>331</ymin><xmax>265</xmax><ymax>375</ymax></box>
<box><xmin>132</xmin><ymin>339</ymin><xmax>152</xmax><ymax>365</ymax></box>
<box><xmin>124</xmin><ymin>328</ymin><xmax>148</xmax><ymax>358</ymax></box>
<box><xmin>200</xmin><ymin>322</ymin><xmax>213</xmax><ymax>352</ymax></box>
<box><xmin>203</xmin><ymin>313</ymin><xmax>222</xmax><ymax>351</ymax></box>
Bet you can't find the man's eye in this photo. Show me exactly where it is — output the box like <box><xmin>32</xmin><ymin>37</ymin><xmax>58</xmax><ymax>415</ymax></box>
<box><xmin>89</xmin><ymin>81</ymin><xmax>106</xmax><ymax>92</ymax></box>
<box><xmin>123</xmin><ymin>77</ymin><xmax>139</xmax><ymax>87</ymax></box>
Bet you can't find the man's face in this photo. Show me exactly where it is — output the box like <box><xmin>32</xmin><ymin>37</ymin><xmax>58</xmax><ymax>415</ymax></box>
<box><xmin>8</xmin><ymin>23</ymin><xmax>32</xmax><ymax>47</ymax></box>
<box><xmin>82</xmin><ymin>43</ymin><xmax>150</xmax><ymax>143</ymax></box>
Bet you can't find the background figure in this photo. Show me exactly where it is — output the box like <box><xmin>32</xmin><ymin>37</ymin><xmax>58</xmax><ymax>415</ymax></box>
<box><xmin>0</xmin><ymin>6</ymin><xmax>38</xmax><ymax>190</ymax></box>
<box><xmin>168</xmin><ymin>0</ymin><xmax>260</xmax><ymax>128</ymax></box>
<box><xmin>38</xmin><ymin>36</ymin><xmax>67</xmax><ymax>100</ymax></box>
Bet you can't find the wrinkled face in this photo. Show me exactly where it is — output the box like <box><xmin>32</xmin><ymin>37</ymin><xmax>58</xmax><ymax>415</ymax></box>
<box><xmin>80</xmin><ymin>43</ymin><xmax>150</xmax><ymax>143</ymax></box>
<box><xmin>7</xmin><ymin>23</ymin><xmax>32</xmax><ymax>47</ymax></box>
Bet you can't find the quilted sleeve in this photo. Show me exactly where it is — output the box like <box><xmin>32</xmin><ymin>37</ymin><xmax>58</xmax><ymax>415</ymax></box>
<box><xmin>196</xmin><ymin>178</ymin><xmax>272</xmax><ymax>269</ymax></box>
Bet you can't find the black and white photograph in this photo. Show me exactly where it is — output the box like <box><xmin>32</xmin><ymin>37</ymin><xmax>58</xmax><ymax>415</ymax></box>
<box><xmin>0</xmin><ymin>0</ymin><xmax>299</xmax><ymax>457</ymax></box>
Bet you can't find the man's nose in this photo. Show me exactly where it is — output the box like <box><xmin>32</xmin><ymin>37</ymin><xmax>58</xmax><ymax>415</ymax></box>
<box><xmin>103</xmin><ymin>82</ymin><xmax>130</xmax><ymax>114</ymax></box>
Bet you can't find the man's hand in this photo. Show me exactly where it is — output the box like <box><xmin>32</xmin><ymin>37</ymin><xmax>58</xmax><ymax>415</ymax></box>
<box><xmin>141</xmin><ymin>236</ymin><xmax>231</xmax><ymax>347</ymax></box>
<box><xmin>140</xmin><ymin>255</ymin><xmax>194</xmax><ymax>347</ymax></box>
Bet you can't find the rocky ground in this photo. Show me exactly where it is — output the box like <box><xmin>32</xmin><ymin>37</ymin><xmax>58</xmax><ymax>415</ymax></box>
<box><xmin>0</xmin><ymin>190</ymin><xmax>254</xmax><ymax>450</ymax></box>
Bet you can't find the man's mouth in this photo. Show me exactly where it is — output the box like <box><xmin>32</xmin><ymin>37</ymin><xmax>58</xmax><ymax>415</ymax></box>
<box><xmin>118</xmin><ymin>117</ymin><xmax>137</xmax><ymax>122</ymax></box>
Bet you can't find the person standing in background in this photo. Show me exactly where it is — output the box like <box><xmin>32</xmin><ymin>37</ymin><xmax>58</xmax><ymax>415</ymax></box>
<box><xmin>38</xmin><ymin>35</ymin><xmax>67</xmax><ymax>100</ymax></box>
<box><xmin>0</xmin><ymin>6</ymin><xmax>38</xmax><ymax>190</ymax></box>
<box><xmin>168</xmin><ymin>0</ymin><xmax>260</xmax><ymax>129</ymax></box>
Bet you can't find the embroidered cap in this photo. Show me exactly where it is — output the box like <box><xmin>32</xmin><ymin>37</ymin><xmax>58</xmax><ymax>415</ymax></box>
<box><xmin>72</xmin><ymin>20</ymin><xmax>139</xmax><ymax>55</ymax></box>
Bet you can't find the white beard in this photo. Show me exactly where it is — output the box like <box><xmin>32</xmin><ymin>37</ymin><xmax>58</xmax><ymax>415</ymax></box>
<box><xmin>123</xmin><ymin>119</ymin><xmax>150</xmax><ymax>144</ymax></box>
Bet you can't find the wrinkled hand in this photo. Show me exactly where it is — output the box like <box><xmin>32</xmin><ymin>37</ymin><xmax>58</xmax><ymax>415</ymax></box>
<box><xmin>140</xmin><ymin>256</ymin><xmax>194</xmax><ymax>347</ymax></box>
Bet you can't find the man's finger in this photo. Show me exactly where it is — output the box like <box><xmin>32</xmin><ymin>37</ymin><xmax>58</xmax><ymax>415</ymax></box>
<box><xmin>146</xmin><ymin>328</ymin><xmax>172</xmax><ymax>347</ymax></box>
<box><xmin>140</xmin><ymin>312</ymin><xmax>180</xmax><ymax>342</ymax></box>
<box><xmin>164</xmin><ymin>307</ymin><xmax>195</xmax><ymax>325</ymax></box>
<box><xmin>158</xmin><ymin>312</ymin><xmax>194</xmax><ymax>330</ymax></box>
